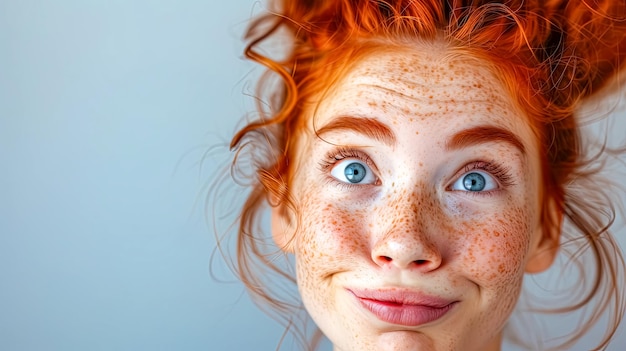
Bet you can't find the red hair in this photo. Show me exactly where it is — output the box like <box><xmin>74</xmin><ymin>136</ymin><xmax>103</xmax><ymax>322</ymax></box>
<box><xmin>217</xmin><ymin>1</ymin><xmax>626</xmax><ymax>349</ymax></box>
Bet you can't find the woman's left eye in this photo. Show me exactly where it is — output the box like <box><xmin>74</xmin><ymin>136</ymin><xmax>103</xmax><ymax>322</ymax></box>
<box><xmin>450</xmin><ymin>170</ymin><xmax>497</xmax><ymax>192</ymax></box>
<box><xmin>330</xmin><ymin>159</ymin><xmax>377</xmax><ymax>185</ymax></box>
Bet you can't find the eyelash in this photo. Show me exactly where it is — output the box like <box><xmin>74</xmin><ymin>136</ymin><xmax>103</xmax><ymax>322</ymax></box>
<box><xmin>455</xmin><ymin>161</ymin><xmax>515</xmax><ymax>193</ymax></box>
<box><xmin>318</xmin><ymin>147</ymin><xmax>515</xmax><ymax>192</ymax></box>
<box><xmin>318</xmin><ymin>147</ymin><xmax>378</xmax><ymax>188</ymax></box>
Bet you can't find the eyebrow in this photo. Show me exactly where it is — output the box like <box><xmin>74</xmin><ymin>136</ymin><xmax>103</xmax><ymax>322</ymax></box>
<box><xmin>316</xmin><ymin>116</ymin><xmax>396</xmax><ymax>146</ymax></box>
<box><xmin>446</xmin><ymin>125</ymin><xmax>526</xmax><ymax>155</ymax></box>
<box><xmin>316</xmin><ymin>117</ymin><xmax>526</xmax><ymax>155</ymax></box>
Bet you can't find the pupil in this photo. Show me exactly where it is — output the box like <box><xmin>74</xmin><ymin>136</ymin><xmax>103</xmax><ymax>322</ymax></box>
<box><xmin>345</xmin><ymin>163</ymin><xmax>367</xmax><ymax>183</ymax></box>
<box><xmin>463</xmin><ymin>172</ymin><xmax>486</xmax><ymax>191</ymax></box>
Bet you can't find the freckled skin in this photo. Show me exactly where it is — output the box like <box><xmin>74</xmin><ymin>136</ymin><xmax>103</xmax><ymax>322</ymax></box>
<box><xmin>277</xmin><ymin>41</ymin><xmax>548</xmax><ymax>351</ymax></box>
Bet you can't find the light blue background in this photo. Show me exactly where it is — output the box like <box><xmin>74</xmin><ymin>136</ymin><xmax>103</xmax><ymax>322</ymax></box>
<box><xmin>0</xmin><ymin>1</ymin><xmax>625</xmax><ymax>350</ymax></box>
<box><xmin>0</xmin><ymin>1</ymin><xmax>283</xmax><ymax>350</ymax></box>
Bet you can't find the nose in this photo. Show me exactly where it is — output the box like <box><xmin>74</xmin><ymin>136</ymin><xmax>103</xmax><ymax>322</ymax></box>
<box><xmin>371</xmin><ymin>203</ymin><xmax>442</xmax><ymax>273</ymax></box>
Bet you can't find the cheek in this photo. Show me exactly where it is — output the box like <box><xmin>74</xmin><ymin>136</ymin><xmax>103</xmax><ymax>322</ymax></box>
<box><xmin>453</xmin><ymin>204</ymin><xmax>532</xmax><ymax>284</ymax></box>
<box><xmin>295</xmin><ymin>193</ymin><xmax>369</xmax><ymax>270</ymax></box>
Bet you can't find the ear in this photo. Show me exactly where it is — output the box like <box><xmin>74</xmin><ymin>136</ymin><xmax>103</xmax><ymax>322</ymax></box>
<box><xmin>525</xmin><ymin>197</ymin><xmax>562</xmax><ymax>274</ymax></box>
<box><xmin>259</xmin><ymin>163</ymin><xmax>296</xmax><ymax>253</ymax></box>
<box><xmin>271</xmin><ymin>203</ymin><xmax>296</xmax><ymax>253</ymax></box>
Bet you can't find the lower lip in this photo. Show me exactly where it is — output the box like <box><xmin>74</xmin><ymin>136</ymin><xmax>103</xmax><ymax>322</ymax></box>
<box><xmin>353</xmin><ymin>296</ymin><xmax>456</xmax><ymax>327</ymax></box>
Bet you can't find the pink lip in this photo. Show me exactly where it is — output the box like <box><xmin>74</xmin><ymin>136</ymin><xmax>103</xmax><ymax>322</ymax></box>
<box><xmin>347</xmin><ymin>288</ymin><xmax>457</xmax><ymax>327</ymax></box>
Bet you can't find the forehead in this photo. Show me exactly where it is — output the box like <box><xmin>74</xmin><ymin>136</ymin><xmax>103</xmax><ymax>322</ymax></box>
<box><xmin>309</xmin><ymin>46</ymin><xmax>527</xmax><ymax>133</ymax></box>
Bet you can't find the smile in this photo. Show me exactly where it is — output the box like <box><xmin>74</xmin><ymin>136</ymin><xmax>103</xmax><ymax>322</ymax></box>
<box><xmin>347</xmin><ymin>288</ymin><xmax>458</xmax><ymax>327</ymax></box>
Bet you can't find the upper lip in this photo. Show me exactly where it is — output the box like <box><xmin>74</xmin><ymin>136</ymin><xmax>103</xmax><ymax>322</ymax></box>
<box><xmin>347</xmin><ymin>287</ymin><xmax>455</xmax><ymax>308</ymax></box>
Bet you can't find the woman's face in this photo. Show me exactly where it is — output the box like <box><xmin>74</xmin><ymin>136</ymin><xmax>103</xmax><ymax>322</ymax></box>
<box><xmin>273</xmin><ymin>45</ymin><xmax>556</xmax><ymax>351</ymax></box>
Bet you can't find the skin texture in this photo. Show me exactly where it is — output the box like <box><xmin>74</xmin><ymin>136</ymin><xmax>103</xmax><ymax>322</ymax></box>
<box><xmin>272</xmin><ymin>41</ymin><xmax>559</xmax><ymax>351</ymax></box>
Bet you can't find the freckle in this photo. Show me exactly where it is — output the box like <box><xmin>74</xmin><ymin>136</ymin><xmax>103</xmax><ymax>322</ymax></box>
<box><xmin>498</xmin><ymin>264</ymin><xmax>505</xmax><ymax>273</ymax></box>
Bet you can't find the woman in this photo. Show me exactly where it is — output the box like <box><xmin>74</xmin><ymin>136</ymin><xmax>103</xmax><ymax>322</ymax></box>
<box><xmin>215</xmin><ymin>1</ymin><xmax>626</xmax><ymax>350</ymax></box>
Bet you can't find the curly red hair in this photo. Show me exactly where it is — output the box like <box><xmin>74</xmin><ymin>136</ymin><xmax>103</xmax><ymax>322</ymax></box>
<box><xmin>217</xmin><ymin>1</ymin><xmax>626</xmax><ymax>349</ymax></box>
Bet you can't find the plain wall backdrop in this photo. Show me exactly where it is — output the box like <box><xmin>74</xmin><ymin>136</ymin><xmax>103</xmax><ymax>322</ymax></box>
<box><xmin>0</xmin><ymin>1</ymin><xmax>625</xmax><ymax>350</ymax></box>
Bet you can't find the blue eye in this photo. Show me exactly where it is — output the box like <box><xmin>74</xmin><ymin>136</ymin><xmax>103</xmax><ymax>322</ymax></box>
<box><xmin>345</xmin><ymin>162</ymin><xmax>366</xmax><ymax>183</ymax></box>
<box><xmin>330</xmin><ymin>160</ymin><xmax>376</xmax><ymax>184</ymax></box>
<box><xmin>451</xmin><ymin>170</ymin><xmax>497</xmax><ymax>192</ymax></box>
<box><xmin>463</xmin><ymin>172</ymin><xmax>485</xmax><ymax>191</ymax></box>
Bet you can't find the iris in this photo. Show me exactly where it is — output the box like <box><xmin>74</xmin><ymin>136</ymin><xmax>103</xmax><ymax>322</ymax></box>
<box><xmin>345</xmin><ymin>162</ymin><xmax>367</xmax><ymax>183</ymax></box>
<box><xmin>462</xmin><ymin>172</ymin><xmax>486</xmax><ymax>191</ymax></box>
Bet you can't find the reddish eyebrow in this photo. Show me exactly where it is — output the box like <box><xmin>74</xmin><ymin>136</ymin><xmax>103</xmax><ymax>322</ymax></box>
<box><xmin>446</xmin><ymin>126</ymin><xmax>526</xmax><ymax>155</ymax></box>
<box><xmin>316</xmin><ymin>116</ymin><xmax>396</xmax><ymax>146</ymax></box>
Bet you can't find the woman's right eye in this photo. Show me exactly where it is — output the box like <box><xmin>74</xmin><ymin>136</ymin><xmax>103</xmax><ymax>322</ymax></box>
<box><xmin>330</xmin><ymin>159</ymin><xmax>377</xmax><ymax>184</ymax></box>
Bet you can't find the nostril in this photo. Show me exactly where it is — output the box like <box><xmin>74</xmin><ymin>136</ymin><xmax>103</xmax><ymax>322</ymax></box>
<box><xmin>414</xmin><ymin>260</ymin><xmax>427</xmax><ymax>265</ymax></box>
<box><xmin>380</xmin><ymin>256</ymin><xmax>392</xmax><ymax>262</ymax></box>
